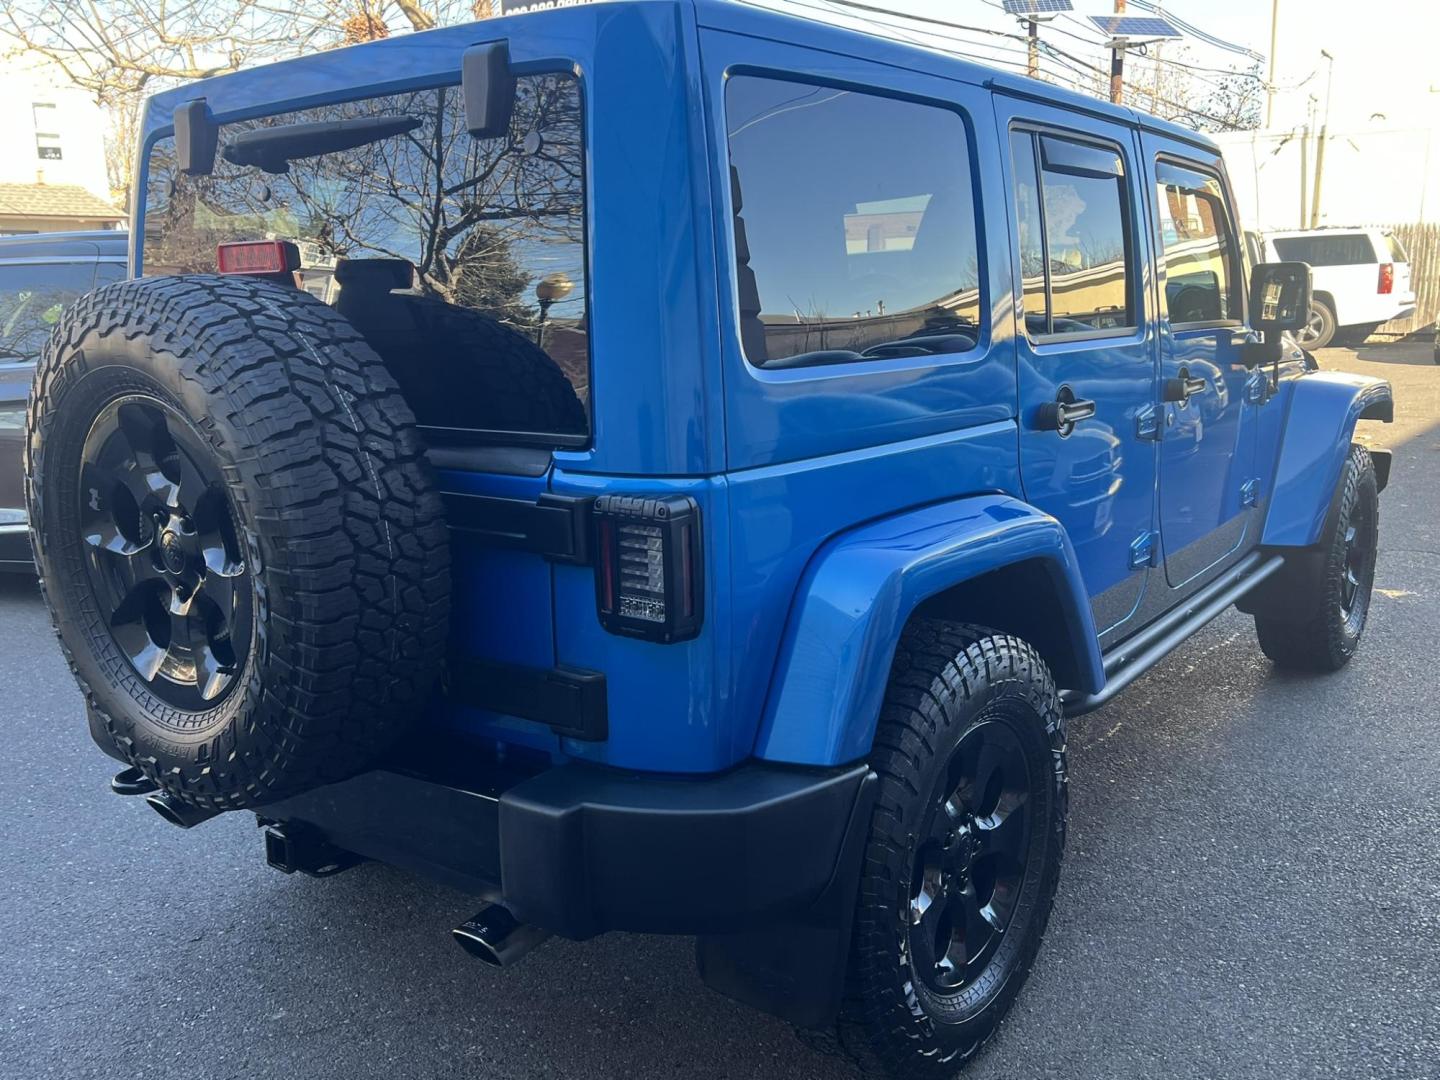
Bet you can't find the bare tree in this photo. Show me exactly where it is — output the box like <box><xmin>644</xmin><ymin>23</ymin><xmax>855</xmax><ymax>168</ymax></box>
<box><xmin>3</xmin><ymin>0</ymin><xmax>493</xmax><ymax>204</ymax></box>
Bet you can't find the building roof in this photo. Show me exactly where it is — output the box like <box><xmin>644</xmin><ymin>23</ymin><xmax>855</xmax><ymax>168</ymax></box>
<box><xmin>0</xmin><ymin>182</ymin><xmax>123</xmax><ymax>222</ymax></box>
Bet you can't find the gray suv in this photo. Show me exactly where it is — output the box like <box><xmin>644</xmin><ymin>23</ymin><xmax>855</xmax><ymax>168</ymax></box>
<box><xmin>0</xmin><ymin>231</ymin><xmax>127</xmax><ymax>570</ymax></box>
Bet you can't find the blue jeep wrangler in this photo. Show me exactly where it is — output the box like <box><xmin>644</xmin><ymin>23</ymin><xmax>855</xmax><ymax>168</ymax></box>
<box><xmin>26</xmin><ymin>2</ymin><xmax>1392</xmax><ymax>1074</ymax></box>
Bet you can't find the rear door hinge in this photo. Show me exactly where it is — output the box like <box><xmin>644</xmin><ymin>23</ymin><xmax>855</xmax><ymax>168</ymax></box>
<box><xmin>1129</xmin><ymin>530</ymin><xmax>1159</xmax><ymax>569</ymax></box>
<box><xmin>1240</xmin><ymin>478</ymin><xmax>1260</xmax><ymax>508</ymax></box>
<box><xmin>1135</xmin><ymin>403</ymin><xmax>1161</xmax><ymax>441</ymax></box>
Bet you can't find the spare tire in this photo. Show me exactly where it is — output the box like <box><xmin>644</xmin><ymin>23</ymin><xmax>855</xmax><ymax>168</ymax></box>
<box><xmin>26</xmin><ymin>274</ymin><xmax>450</xmax><ymax>811</ymax></box>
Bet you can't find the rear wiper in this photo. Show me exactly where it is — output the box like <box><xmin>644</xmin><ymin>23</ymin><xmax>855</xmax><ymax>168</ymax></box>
<box><xmin>221</xmin><ymin>114</ymin><xmax>422</xmax><ymax>174</ymax></box>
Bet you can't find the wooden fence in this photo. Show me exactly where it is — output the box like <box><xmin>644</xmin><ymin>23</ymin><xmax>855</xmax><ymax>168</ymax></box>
<box><xmin>1376</xmin><ymin>222</ymin><xmax>1440</xmax><ymax>338</ymax></box>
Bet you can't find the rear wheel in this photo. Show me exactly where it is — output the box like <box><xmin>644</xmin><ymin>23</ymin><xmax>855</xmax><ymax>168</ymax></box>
<box><xmin>1297</xmin><ymin>298</ymin><xmax>1337</xmax><ymax>349</ymax></box>
<box><xmin>840</xmin><ymin>621</ymin><xmax>1066</xmax><ymax>1078</ymax></box>
<box><xmin>1255</xmin><ymin>444</ymin><xmax>1378</xmax><ymax>672</ymax></box>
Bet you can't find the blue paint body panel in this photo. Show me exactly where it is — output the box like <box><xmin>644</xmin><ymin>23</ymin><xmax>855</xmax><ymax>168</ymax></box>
<box><xmin>756</xmin><ymin>495</ymin><xmax>1102</xmax><ymax>767</ymax></box>
<box><xmin>127</xmin><ymin>0</ymin><xmax>1393</xmax><ymax>777</ymax></box>
<box><xmin>1261</xmin><ymin>371</ymin><xmax>1394</xmax><ymax>548</ymax></box>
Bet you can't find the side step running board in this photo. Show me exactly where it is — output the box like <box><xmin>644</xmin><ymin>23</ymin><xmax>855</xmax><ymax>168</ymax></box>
<box><xmin>1062</xmin><ymin>551</ymin><xmax>1285</xmax><ymax>716</ymax></box>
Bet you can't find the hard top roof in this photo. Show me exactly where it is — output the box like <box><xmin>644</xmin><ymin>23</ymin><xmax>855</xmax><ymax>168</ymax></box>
<box><xmin>141</xmin><ymin>0</ymin><xmax>1217</xmax><ymax>154</ymax></box>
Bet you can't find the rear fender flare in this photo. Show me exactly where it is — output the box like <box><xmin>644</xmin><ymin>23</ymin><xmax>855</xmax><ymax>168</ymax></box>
<box><xmin>753</xmin><ymin>495</ymin><xmax>1102</xmax><ymax>767</ymax></box>
<box><xmin>1263</xmin><ymin>371</ymin><xmax>1393</xmax><ymax>547</ymax></box>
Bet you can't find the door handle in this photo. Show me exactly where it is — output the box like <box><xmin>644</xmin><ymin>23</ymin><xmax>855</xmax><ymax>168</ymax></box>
<box><xmin>1037</xmin><ymin>386</ymin><xmax>1096</xmax><ymax>435</ymax></box>
<box><xmin>1162</xmin><ymin>370</ymin><xmax>1208</xmax><ymax>403</ymax></box>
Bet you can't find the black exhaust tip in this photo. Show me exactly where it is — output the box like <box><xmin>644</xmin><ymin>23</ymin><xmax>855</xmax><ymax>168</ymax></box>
<box><xmin>452</xmin><ymin>904</ymin><xmax>550</xmax><ymax>968</ymax></box>
<box><xmin>145</xmin><ymin>791</ymin><xmax>221</xmax><ymax>829</ymax></box>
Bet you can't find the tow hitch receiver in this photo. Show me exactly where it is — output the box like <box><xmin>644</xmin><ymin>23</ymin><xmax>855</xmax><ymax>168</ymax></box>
<box><xmin>263</xmin><ymin>822</ymin><xmax>365</xmax><ymax>878</ymax></box>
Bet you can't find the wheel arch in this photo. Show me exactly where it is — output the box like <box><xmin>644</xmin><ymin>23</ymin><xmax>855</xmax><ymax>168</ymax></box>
<box><xmin>1262</xmin><ymin>370</ymin><xmax>1393</xmax><ymax>547</ymax></box>
<box><xmin>1313</xmin><ymin>287</ymin><xmax>1339</xmax><ymax>324</ymax></box>
<box><xmin>752</xmin><ymin>494</ymin><xmax>1103</xmax><ymax>767</ymax></box>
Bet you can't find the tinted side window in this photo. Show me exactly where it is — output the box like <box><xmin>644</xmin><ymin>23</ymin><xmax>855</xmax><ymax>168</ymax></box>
<box><xmin>1010</xmin><ymin>132</ymin><xmax>1049</xmax><ymax>338</ymax></box>
<box><xmin>1156</xmin><ymin>164</ymin><xmax>1240</xmax><ymax>324</ymax></box>
<box><xmin>725</xmin><ymin>76</ymin><xmax>982</xmax><ymax>367</ymax></box>
<box><xmin>1271</xmin><ymin>233</ymin><xmax>1374</xmax><ymax>266</ymax></box>
<box><xmin>0</xmin><ymin>260</ymin><xmax>97</xmax><ymax>364</ymax></box>
<box><xmin>143</xmin><ymin>75</ymin><xmax>588</xmax><ymax>441</ymax></box>
<box><xmin>1383</xmin><ymin>233</ymin><xmax>1408</xmax><ymax>262</ymax></box>
<box><xmin>1010</xmin><ymin>130</ymin><xmax>1134</xmax><ymax>338</ymax></box>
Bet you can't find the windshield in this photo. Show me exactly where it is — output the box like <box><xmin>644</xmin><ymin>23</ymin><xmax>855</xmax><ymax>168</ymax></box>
<box><xmin>0</xmin><ymin>261</ymin><xmax>104</xmax><ymax>364</ymax></box>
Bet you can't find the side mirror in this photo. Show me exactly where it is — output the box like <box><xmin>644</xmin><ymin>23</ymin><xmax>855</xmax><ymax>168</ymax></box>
<box><xmin>1249</xmin><ymin>261</ymin><xmax>1312</xmax><ymax>334</ymax></box>
<box><xmin>1243</xmin><ymin>261</ymin><xmax>1312</xmax><ymax>368</ymax></box>
<box><xmin>462</xmin><ymin>41</ymin><xmax>516</xmax><ymax>139</ymax></box>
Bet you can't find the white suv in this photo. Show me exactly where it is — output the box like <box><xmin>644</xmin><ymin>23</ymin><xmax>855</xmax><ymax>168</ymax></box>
<box><xmin>1249</xmin><ymin>228</ymin><xmax>1415</xmax><ymax>348</ymax></box>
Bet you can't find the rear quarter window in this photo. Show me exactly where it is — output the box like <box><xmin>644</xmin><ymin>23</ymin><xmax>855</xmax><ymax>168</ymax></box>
<box><xmin>724</xmin><ymin>76</ymin><xmax>983</xmax><ymax>368</ymax></box>
<box><xmin>1271</xmin><ymin>233</ymin><xmax>1375</xmax><ymax>266</ymax></box>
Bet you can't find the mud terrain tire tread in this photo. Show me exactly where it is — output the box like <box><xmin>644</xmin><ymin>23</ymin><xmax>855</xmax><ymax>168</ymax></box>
<box><xmin>1255</xmin><ymin>443</ymin><xmax>1378</xmax><ymax>672</ymax></box>
<box><xmin>838</xmin><ymin>620</ymin><xmax>1067</xmax><ymax>1080</ymax></box>
<box><xmin>26</xmin><ymin>274</ymin><xmax>450</xmax><ymax>811</ymax></box>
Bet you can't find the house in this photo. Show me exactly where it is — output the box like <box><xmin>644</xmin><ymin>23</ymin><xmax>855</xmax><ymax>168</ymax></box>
<box><xmin>0</xmin><ymin>180</ymin><xmax>124</xmax><ymax>235</ymax></box>
<box><xmin>0</xmin><ymin>56</ymin><xmax>123</xmax><ymax>235</ymax></box>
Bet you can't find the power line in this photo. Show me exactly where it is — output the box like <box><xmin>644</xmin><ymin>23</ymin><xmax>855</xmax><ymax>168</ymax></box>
<box><xmin>747</xmin><ymin>0</ymin><xmax>1253</xmax><ymax>130</ymax></box>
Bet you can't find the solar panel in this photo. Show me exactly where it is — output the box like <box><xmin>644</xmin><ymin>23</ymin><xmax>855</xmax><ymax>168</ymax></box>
<box><xmin>1002</xmin><ymin>0</ymin><xmax>1075</xmax><ymax>15</ymax></box>
<box><xmin>1089</xmin><ymin>14</ymin><xmax>1183</xmax><ymax>39</ymax></box>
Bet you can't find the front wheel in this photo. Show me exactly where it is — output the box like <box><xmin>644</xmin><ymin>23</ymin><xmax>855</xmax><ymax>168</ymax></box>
<box><xmin>840</xmin><ymin>621</ymin><xmax>1066</xmax><ymax>1079</ymax></box>
<box><xmin>1255</xmin><ymin>444</ymin><xmax>1379</xmax><ymax>672</ymax></box>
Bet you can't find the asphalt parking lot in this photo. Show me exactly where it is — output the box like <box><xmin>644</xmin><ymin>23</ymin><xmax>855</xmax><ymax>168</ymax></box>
<box><xmin>2</xmin><ymin>341</ymin><xmax>1437</xmax><ymax>1080</ymax></box>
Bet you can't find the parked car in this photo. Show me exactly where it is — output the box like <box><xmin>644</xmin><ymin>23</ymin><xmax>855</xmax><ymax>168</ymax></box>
<box><xmin>24</xmin><ymin>4</ymin><xmax>1393</xmax><ymax>1076</ymax></box>
<box><xmin>1252</xmin><ymin>226</ymin><xmax>1415</xmax><ymax>348</ymax></box>
<box><xmin>0</xmin><ymin>231</ymin><xmax>128</xmax><ymax>571</ymax></box>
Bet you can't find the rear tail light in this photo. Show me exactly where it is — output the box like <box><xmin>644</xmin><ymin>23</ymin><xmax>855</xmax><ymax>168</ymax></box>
<box><xmin>1378</xmin><ymin>262</ymin><xmax>1395</xmax><ymax>294</ymax></box>
<box><xmin>592</xmin><ymin>494</ymin><xmax>703</xmax><ymax>643</ymax></box>
<box><xmin>217</xmin><ymin>240</ymin><xmax>300</xmax><ymax>282</ymax></box>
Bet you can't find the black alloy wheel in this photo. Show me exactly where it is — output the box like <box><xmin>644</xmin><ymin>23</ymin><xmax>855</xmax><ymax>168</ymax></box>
<box><xmin>1338</xmin><ymin>492</ymin><xmax>1376</xmax><ymax>628</ymax></box>
<box><xmin>908</xmin><ymin>721</ymin><xmax>1032</xmax><ymax>995</ymax></box>
<box><xmin>1253</xmin><ymin>443</ymin><xmax>1380</xmax><ymax>672</ymax></box>
<box><xmin>841</xmin><ymin>621</ymin><xmax>1066</xmax><ymax>1080</ymax></box>
<box><xmin>78</xmin><ymin>396</ymin><xmax>252</xmax><ymax>709</ymax></box>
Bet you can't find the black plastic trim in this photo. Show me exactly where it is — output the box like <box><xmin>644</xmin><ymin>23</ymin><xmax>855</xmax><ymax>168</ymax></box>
<box><xmin>499</xmin><ymin>761</ymin><xmax>870</xmax><ymax>939</ymax></box>
<box><xmin>441</xmin><ymin>491</ymin><xmax>592</xmax><ymax>564</ymax></box>
<box><xmin>258</xmin><ymin>744</ymin><xmax>872</xmax><ymax>947</ymax></box>
<box><xmin>450</xmin><ymin>658</ymin><xmax>607</xmax><ymax>741</ymax></box>
<box><xmin>427</xmin><ymin>444</ymin><xmax>551</xmax><ymax>477</ymax></box>
<box><xmin>1064</xmin><ymin>550</ymin><xmax>1284</xmax><ymax>715</ymax></box>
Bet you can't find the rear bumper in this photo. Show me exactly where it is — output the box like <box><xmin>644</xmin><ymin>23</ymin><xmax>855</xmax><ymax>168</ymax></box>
<box><xmin>259</xmin><ymin>736</ymin><xmax>872</xmax><ymax>941</ymax></box>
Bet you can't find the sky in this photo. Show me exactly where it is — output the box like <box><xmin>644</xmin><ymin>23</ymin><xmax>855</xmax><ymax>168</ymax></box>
<box><xmin>854</xmin><ymin>0</ymin><xmax>1440</xmax><ymax>135</ymax></box>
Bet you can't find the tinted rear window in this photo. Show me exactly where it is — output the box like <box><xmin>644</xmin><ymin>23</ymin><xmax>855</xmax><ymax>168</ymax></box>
<box><xmin>0</xmin><ymin>260</ymin><xmax>99</xmax><ymax>364</ymax></box>
<box><xmin>142</xmin><ymin>74</ymin><xmax>588</xmax><ymax>444</ymax></box>
<box><xmin>725</xmin><ymin>76</ymin><xmax>982</xmax><ymax>367</ymax></box>
<box><xmin>1271</xmin><ymin>233</ymin><xmax>1375</xmax><ymax>266</ymax></box>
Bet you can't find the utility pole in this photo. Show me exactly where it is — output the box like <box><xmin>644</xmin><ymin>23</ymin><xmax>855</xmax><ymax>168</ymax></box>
<box><xmin>1265</xmin><ymin>0</ymin><xmax>1280</xmax><ymax>128</ymax></box>
<box><xmin>1300</xmin><ymin>122</ymin><xmax>1311</xmax><ymax>226</ymax></box>
<box><xmin>1310</xmin><ymin>49</ymin><xmax>1335</xmax><ymax>228</ymax></box>
<box><xmin>1026</xmin><ymin>17</ymin><xmax>1039</xmax><ymax>78</ymax></box>
<box><xmin>1109</xmin><ymin>0</ymin><xmax>1127</xmax><ymax>105</ymax></box>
